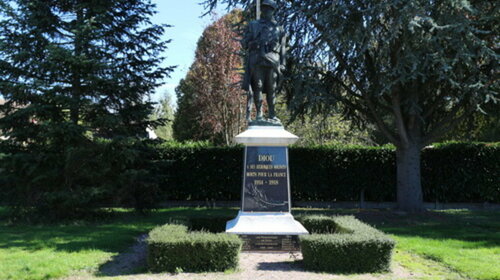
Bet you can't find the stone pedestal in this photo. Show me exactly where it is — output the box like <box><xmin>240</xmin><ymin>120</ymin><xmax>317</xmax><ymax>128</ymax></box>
<box><xmin>226</xmin><ymin>126</ymin><xmax>308</xmax><ymax>251</ymax></box>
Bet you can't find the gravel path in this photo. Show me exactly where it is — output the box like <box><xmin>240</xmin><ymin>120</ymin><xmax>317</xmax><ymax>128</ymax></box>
<box><xmin>153</xmin><ymin>252</ymin><xmax>411</xmax><ymax>280</ymax></box>
<box><xmin>98</xmin><ymin>234</ymin><xmax>149</xmax><ymax>276</ymax></box>
<box><xmin>64</xmin><ymin>235</ymin><xmax>415</xmax><ymax>280</ymax></box>
<box><xmin>94</xmin><ymin>251</ymin><xmax>413</xmax><ymax>280</ymax></box>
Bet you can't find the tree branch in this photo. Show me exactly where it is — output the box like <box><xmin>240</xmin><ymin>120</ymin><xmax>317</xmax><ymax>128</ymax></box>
<box><xmin>332</xmin><ymin>75</ymin><xmax>399</xmax><ymax>144</ymax></box>
<box><xmin>392</xmin><ymin>89</ymin><xmax>410</xmax><ymax>146</ymax></box>
<box><xmin>422</xmin><ymin>103</ymin><xmax>475</xmax><ymax>146</ymax></box>
<box><xmin>291</xmin><ymin>4</ymin><xmax>399</xmax><ymax>145</ymax></box>
<box><xmin>422</xmin><ymin>87</ymin><xmax>450</xmax><ymax>120</ymax></box>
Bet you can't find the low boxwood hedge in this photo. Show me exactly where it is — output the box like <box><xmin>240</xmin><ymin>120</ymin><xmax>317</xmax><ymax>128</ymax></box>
<box><xmin>298</xmin><ymin>215</ymin><xmax>345</xmax><ymax>234</ymax></box>
<box><xmin>299</xmin><ymin>216</ymin><xmax>395</xmax><ymax>273</ymax></box>
<box><xmin>147</xmin><ymin>224</ymin><xmax>242</xmax><ymax>273</ymax></box>
<box><xmin>188</xmin><ymin>216</ymin><xmax>234</xmax><ymax>233</ymax></box>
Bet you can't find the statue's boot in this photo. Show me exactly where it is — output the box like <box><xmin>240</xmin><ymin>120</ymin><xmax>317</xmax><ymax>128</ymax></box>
<box><xmin>256</xmin><ymin>112</ymin><xmax>264</xmax><ymax>121</ymax></box>
<box><xmin>255</xmin><ymin>101</ymin><xmax>264</xmax><ymax>121</ymax></box>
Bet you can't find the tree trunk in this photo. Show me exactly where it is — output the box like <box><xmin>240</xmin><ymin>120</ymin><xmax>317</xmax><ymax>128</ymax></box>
<box><xmin>396</xmin><ymin>143</ymin><xmax>424</xmax><ymax>212</ymax></box>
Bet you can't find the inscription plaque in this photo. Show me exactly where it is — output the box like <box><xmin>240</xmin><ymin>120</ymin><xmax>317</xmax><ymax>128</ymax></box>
<box><xmin>242</xmin><ymin>146</ymin><xmax>290</xmax><ymax>212</ymax></box>
<box><xmin>240</xmin><ymin>235</ymin><xmax>300</xmax><ymax>251</ymax></box>
<box><xmin>226</xmin><ymin>127</ymin><xmax>309</xmax><ymax>248</ymax></box>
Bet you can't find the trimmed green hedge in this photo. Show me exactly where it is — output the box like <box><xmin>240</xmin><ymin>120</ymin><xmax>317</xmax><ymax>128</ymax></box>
<box><xmin>156</xmin><ymin>142</ymin><xmax>499</xmax><ymax>203</ymax></box>
<box><xmin>291</xmin><ymin>146</ymin><xmax>396</xmax><ymax>202</ymax></box>
<box><xmin>299</xmin><ymin>216</ymin><xmax>395</xmax><ymax>273</ymax></box>
<box><xmin>188</xmin><ymin>216</ymin><xmax>234</xmax><ymax>233</ymax></box>
<box><xmin>298</xmin><ymin>215</ymin><xmax>349</xmax><ymax>234</ymax></box>
<box><xmin>2</xmin><ymin>141</ymin><xmax>497</xmax><ymax>215</ymax></box>
<box><xmin>422</xmin><ymin>142</ymin><xmax>500</xmax><ymax>202</ymax></box>
<box><xmin>147</xmin><ymin>224</ymin><xmax>242</xmax><ymax>273</ymax></box>
<box><xmin>156</xmin><ymin>146</ymin><xmax>242</xmax><ymax>201</ymax></box>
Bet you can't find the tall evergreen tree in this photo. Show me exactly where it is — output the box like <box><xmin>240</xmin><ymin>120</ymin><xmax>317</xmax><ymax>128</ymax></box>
<box><xmin>0</xmin><ymin>0</ymin><xmax>172</xmax><ymax>218</ymax></box>
<box><xmin>205</xmin><ymin>0</ymin><xmax>498</xmax><ymax>211</ymax></box>
<box><xmin>0</xmin><ymin>0</ymin><xmax>171</xmax><ymax>141</ymax></box>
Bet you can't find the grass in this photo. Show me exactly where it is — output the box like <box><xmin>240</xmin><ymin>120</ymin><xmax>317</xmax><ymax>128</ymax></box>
<box><xmin>294</xmin><ymin>209</ymin><xmax>500</xmax><ymax>280</ymax></box>
<box><xmin>313</xmin><ymin>209</ymin><xmax>499</xmax><ymax>280</ymax></box>
<box><xmin>394</xmin><ymin>237</ymin><xmax>497</xmax><ymax>279</ymax></box>
<box><xmin>393</xmin><ymin>250</ymin><xmax>467</xmax><ymax>280</ymax></box>
<box><xmin>0</xmin><ymin>207</ymin><xmax>498</xmax><ymax>280</ymax></box>
<box><xmin>373</xmin><ymin>210</ymin><xmax>500</xmax><ymax>280</ymax></box>
<box><xmin>0</xmin><ymin>207</ymin><xmax>236</xmax><ymax>280</ymax></box>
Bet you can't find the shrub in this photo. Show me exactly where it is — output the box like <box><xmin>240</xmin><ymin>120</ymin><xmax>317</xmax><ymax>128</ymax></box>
<box><xmin>290</xmin><ymin>145</ymin><xmax>397</xmax><ymax>202</ymax></box>
<box><xmin>156</xmin><ymin>146</ymin><xmax>243</xmax><ymax>201</ymax></box>
<box><xmin>2</xmin><ymin>140</ymin><xmax>498</xmax><ymax>219</ymax></box>
<box><xmin>188</xmin><ymin>216</ymin><xmax>234</xmax><ymax>233</ymax></box>
<box><xmin>0</xmin><ymin>138</ymin><xmax>164</xmax><ymax>221</ymax></box>
<box><xmin>102</xmin><ymin>138</ymin><xmax>165</xmax><ymax>213</ymax></box>
<box><xmin>300</xmin><ymin>216</ymin><xmax>395</xmax><ymax>273</ymax></box>
<box><xmin>297</xmin><ymin>215</ymin><xmax>340</xmax><ymax>233</ymax></box>
<box><xmin>421</xmin><ymin>142</ymin><xmax>500</xmax><ymax>203</ymax></box>
<box><xmin>147</xmin><ymin>224</ymin><xmax>242</xmax><ymax>273</ymax></box>
<box><xmin>154</xmin><ymin>142</ymin><xmax>499</xmax><ymax>203</ymax></box>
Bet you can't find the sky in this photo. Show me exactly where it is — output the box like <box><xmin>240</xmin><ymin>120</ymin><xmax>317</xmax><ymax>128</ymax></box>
<box><xmin>151</xmin><ymin>0</ymin><xmax>229</xmax><ymax>103</ymax></box>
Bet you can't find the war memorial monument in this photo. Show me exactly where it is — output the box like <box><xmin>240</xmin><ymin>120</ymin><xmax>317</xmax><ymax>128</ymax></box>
<box><xmin>225</xmin><ymin>0</ymin><xmax>308</xmax><ymax>251</ymax></box>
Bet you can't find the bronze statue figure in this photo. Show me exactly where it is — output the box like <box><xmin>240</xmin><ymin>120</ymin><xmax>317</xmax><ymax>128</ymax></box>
<box><xmin>242</xmin><ymin>0</ymin><xmax>286</xmax><ymax>126</ymax></box>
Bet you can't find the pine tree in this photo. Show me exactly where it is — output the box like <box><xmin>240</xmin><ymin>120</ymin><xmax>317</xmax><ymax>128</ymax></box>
<box><xmin>0</xmin><ymin>0</ymin><xmax>172</xmax><ymax>218</ymax></box>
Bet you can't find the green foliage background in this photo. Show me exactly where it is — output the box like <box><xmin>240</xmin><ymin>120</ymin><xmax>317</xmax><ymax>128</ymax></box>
<box><xmin>1</xmin><ymin>140</ymin><xmax>497</xmax><ymax>221</ymax></box>
<box><xmin>0</xmin><ymin>138</ymin><xmax>165</xmax><ymax>221</ymax></box>
<box><xmin>155</xmin><ymin>142</ymin><xmax>499</xmax><ymax>203</ymax></box>
<box><xmin>151</xmin><ymin>91</ymin><xmax>175</xmax><ymax>140</ymax></box>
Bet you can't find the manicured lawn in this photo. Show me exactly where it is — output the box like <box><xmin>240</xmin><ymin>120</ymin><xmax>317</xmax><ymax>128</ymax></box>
<box><xmin>0</xmin><ymin>207</ymin><xmax>498</xmax><ymax>280</ymax></box>
<box><xmin>294</xmin><ymin>208</ymin><xmax>500</xmax><ymax>280</ymax></box>
<box><xmin>0</xmin><ymin>208</ymin><xmax>236</xmax><ymax>280</ymax></box>
<box><xmin>373</xmin><ymin>210</ymin><xmax>500</xmax><ymax>280</ymax></box>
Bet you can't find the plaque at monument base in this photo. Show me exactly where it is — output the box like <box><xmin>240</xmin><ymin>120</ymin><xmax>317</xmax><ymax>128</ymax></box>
<box><xmin>226</xmin><ymin>126</ymin><xmax>308</xmax><ymax>251</ymax></box>
<box><xmin>240</xmin><ymin>235</ymin><xmax>300</xmax><ymax>251</ymax></box>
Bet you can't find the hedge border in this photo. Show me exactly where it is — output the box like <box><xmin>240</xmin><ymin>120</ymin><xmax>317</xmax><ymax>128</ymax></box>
<box><xmin>147</xmin><ymin>224</ymin><xmax>242</xmax><ymax>273</ymax></box>
<box><xmin>154</xmin><ymin>142</ymin><xmax>499</xmax><ymax>203</ymax></box>
<box><xmin>299</xmin><ymin>215</ymin><xmax>395</xmax><ymax>273</ymax></box>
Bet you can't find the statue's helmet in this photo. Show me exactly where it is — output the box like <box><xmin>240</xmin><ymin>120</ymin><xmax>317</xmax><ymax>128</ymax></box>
<box><xmin>261</xmin><ymin>0</ymin><xmax>277</xmax><ymax>10</ymax></box>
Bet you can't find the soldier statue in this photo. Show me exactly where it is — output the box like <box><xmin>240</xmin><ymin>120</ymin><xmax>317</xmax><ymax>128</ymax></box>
<box><xmin>242</xmin><ymin>0</ymin><xmax>286</xmax><ymax>126</ymax></box>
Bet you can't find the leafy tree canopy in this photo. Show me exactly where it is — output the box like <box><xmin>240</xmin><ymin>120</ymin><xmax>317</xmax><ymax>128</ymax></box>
<box><xmin>173</xmin><ymin>10</ymin><xmax>246</xmax><ymax>145</ymax></box>
<box><xmin>204</xmin><ymin>0</ymin><xmax>499</xmax><ymax>211</ymax></box>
